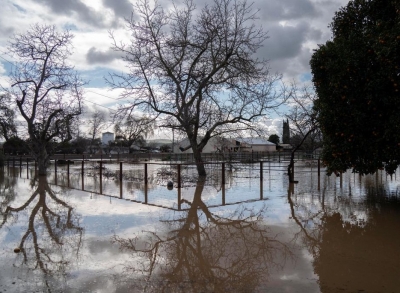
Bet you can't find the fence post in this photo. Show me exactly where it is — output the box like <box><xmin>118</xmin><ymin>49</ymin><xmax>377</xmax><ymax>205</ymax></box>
<box><xmin>222</xmin><ymin>163</ymin><xmax>225</xmax><ymax>185</ymax></box>
<box><xmin>318</xmin><ymin>159</ymin><xmax>320</xmax><ymax>177</ymax></box>
<box><xmin>222</xmin><ymin>184</ymin><xmax>226</xmax><ymax>205</ymax></box>
<box><xmin>144</xmin><ymin>163</ymin><xmax>148</xmax><ymax>184</ymax></box>
<box><xmin>81</xmin><ymin>160</ymin><xmax>84</xmax><ymax>190</ymax></box>
<box><xmin>260</xmin><ymin>161</ymin><xmax>263</xmax><ymax>180</ymax></box>
<box><xmin>178</xmin><ymin>187</ymin><xmax>182</xmax><ymax>210</ymax></box>
<box><xmin>177</xmin><ymin>164</ymin><xmax>181</xmax><ymax>188</ymax></box>
<box><xmin>99</xmin><ymin>161</ymin><xmax>103</xmax><ymax>194</ymax></box>
<box><xmin>120</xmin><ymin>162</ymin><xmax>123</xmax><ymax>182</ymax></box>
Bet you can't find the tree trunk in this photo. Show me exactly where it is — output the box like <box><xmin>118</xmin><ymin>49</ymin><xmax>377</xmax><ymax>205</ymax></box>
<box><xmin>287</xmin><ymin>128</ymin><xmax>315</xmax><ymax>183</ymax></box>
<box><xmin>37</xmin><ymin>148</ymin><xmax>50</xmax><ymax>176</ymax></box>
<box><xmin>288</xmin><ymin>151</ymin><xmax>296</xmax><ymax>183</ymax></box>
<box><xmin>193</xmin><ymin>149</ymin><xmax>206</xmax><ymax>176</ymax></box>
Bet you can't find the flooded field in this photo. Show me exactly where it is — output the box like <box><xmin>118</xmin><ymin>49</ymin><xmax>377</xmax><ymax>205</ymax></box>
<box><xmin>1</xmin><ymin>160</ymin><xmax>400</xmax><ymax>292</ymax></box>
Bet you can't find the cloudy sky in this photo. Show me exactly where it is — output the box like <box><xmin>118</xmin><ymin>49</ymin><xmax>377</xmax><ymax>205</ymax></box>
<box><xmin>0</xmin><ymin>0</ymin><xmax>349</xmax><ymax>140</ymax></box>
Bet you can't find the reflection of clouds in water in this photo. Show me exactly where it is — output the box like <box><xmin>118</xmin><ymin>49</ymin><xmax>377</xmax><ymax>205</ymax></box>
<box><xmin>0</xmin><ymin>165</ymin><xmax>399</xmax><ymax>292</ymax></box>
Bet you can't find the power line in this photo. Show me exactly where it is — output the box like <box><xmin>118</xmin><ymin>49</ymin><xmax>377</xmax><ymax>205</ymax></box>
<box><xmin>0</xmin><ymin>52</ymin><xmax>128</xmax><ymax>104</ymax></box>
<box><xmin>85</xmin><ymin>89</ymin><xmax>122</xmax><ymax>101</ymax></box>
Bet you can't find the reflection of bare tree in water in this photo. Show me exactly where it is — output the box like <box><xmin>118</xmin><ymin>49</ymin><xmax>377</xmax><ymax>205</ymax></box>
<box><xmin>0</xmin><ymin>176</ymin><xmax>83</xmax><ymax>290</ymax></box>
<box><xmin>113</xmin><ymin>178</ymin><xmax>293</xmax><ymax>292</ymax></box>
<box><xmin>287</xmin><ymin>180</ymin><xmax>400</xmax><ymax>292</ymax></box>
<box><xmin>0</xmin><ymin>172</ymin><xmax>17</xmax><ymax>216</ymax></box>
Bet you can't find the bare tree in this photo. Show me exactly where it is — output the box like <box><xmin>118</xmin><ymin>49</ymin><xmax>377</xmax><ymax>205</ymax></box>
<box><xmin>285</xmin><ymin>84</ymin><xmax>321</xmax><ymax>183</ymax></box>
<box><xmin>87</xmin><ymin>108</ymin><xmax>108</xmax><ymax>154</ymax></box>
<box><xmin>0</xmin><ymin>93</ymin><xmax>17</xmax><ymax>140</ymax></box>
<box><xmin>114</xmin><ymin>114</ymin><xmax>155</xmax><ymax>147</ymax></box>
<box><xmin>4</xmin><ymin>24</ymin><xmax>85</xmax><ymax>175</ymax></box>
<box><xmin>108</xmin><ymin>0</ymin><xmax>288</xmax><ymax>176</ymax></box>
<box><xmin>0</xmin><ymin>176</ymin><xmax>83</xmax><ymax>291</ymax></box>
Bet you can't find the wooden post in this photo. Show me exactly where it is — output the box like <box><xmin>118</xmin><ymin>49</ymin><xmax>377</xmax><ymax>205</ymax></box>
<box><xmin>144</xmin><ymin>184</ymin><xmax>148</xmax><ymax>204</ymax></box>
<box><xmin>144</xmin><ymin>163</ymin><xmax>148</xmax><ymax>185</ymax></box>
<box><xmin>178</xmin><ymin>187</ymin><xmax>182</xmax><ymax>211</ymax></box>
<box><xmin>260</xmin><ymin>161</ymin><xmax>263</xmax><ymax>180</ymax></box>
<box><xmin>99</xmin><ymin>161</ymin><xmax>103</xmax><ymax>194</ymax></box>
<box><xmin>67</xmin><ymin>161</ymin><xmax>70</xmax><ymax>177</ymax></box>
<box><xmin>19</xmin><ymin>156</ymin><xmax>22</xmax><ymax>168</ymax></box>
<box><xmin>222</xmin><ymin>184</ymin><xmax>226</xmax><ymax>205</ymax></box>
<box><xmin>222</xmin><ymin>163</ymin><xmax>225</xmax><ymax>185</ymax></box>
<box><xmin>81</xmin><ymin>160</ymin><xmax>84</xmax><ymax>190</ymax></box>
<box><xmin>318</xmin><ymin>159</ymin><xmax>321</xmax><ymax>177</ymax></box>
<box><xmin>53</xmin><ymin>160</ymin><xmax>56</xmax><ymax>184</ymax></box>
<box><xmin>120</xmin><ymin>162</ymin><xmax>123</xmax><ymax>182</ymax></box>
<box><xmin>177</xmin><ymin>164</ymin><xmax>181</xmax><ymax>188</ymax></box>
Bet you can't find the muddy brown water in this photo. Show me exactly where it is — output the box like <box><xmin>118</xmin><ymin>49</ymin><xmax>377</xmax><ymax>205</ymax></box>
<box><xmin>0</xmin><ymin>161</ymin><xmax>399</xmax><ymax>292</ymax></box>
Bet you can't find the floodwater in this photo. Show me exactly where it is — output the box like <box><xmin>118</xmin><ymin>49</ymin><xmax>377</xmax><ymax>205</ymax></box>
<box><xmin>1</xmin><ymin>160</ymin><xmax>400</xmax><ymax>293</ymax></box>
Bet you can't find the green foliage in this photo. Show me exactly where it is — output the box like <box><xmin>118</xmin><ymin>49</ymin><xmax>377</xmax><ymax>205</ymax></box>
<box><xmin>3</xmin><ymin>137</ymin><xmax>30</xmax><ymax>155</ymax></box>
<box><xmin>0</xmin><ymin>151</ymin><xmax>5</xmax><ymax>167</ymax></box>
<box><xmin>159</xmin><ymin>144</ymin><xmax>172</xmax><ymax>153</ymax></box>
<box><xmin>267</xmin><ymin>134</ymin><xmax>280</xmax><ymax>145</ymax></box>
<box><xmin>311</xmin><ymin>0</ymin><xmax>400</xmax><ymax>175</ymax></box>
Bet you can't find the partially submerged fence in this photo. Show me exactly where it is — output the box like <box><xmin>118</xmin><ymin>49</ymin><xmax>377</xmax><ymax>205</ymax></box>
<box><xmin>4</xmin><ymin>154</ymin><xmax>323</xmax><ymax>187</ymax></box>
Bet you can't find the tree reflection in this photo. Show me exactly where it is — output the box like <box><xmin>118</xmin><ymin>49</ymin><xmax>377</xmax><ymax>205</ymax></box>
<box><xmin>0</xmin><ymin>176</ymin><xmax>83</xmax><ymax>290</ymax></box>
<box><xmin>0</xmin><ymin>171</ymin><xmax>17</xmax><ymax>216</ymax></box>
<box><xmin>288</xmin><ymin>178</ymin><xmax>400</xmax><ymax>292</ymax></box>
<box><xmin>112</xmin><ymin>178</ymin><xmax>293</xmax><ymax>292</ymax></box>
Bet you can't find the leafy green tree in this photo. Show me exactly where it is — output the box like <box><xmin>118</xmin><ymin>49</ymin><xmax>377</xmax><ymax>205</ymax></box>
<box><xmin>311</xmin><ymin>0</ymin><xmax>400</xmax><ymax>175</ymax></box>
<box><xmin>267</xmin><ymin>134</ymin><xmax>280</xmax><ymax>145</ymax></box>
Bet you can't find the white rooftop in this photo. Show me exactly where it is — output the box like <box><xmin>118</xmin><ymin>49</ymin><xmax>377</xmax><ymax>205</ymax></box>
<box><xmin>235</xmin><ymin>137</ymin><xmax>276</xmax><ymax>145</ymax></box>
